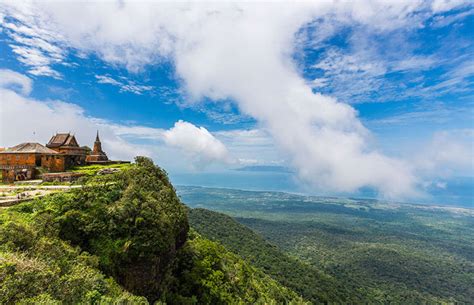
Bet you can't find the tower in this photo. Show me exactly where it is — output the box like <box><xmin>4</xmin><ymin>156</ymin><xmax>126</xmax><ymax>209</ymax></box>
<box><xmin>93</xmin><ymin>131</ymin><xmax>103</xmax><ymax>154</ymax></box>
<box><xmin>86</xmin><ymin>130</ymin><xmax>108</xmax><ymax>162</ymax></box>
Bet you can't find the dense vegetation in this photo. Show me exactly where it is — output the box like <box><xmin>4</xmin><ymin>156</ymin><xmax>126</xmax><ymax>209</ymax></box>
<box><xmin>0</xmin><ymin>159</ymin><xmax>305</xmax><ymax>304</ymax></box>
<box><xmin>189</xmin><ymin>208</ymin><xmax>350</xmax><ymax>303</ymax></box>
<box><xmin>179</xmin><ymin>186</ymin><xmax>474</xmax><ymax>304</ymax></box>
<box><xmin>168</xmin><ymin>230</ymin><xmax>306</xmax><ymax>304</ymax></box>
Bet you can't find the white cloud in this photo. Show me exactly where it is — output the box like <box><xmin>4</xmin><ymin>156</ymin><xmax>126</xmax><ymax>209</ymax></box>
<box><xmin>310</xmin><ymin>41</ymin><xmax>446</xmax><ymax>104</ymax></box>
<box><xmin>415</xmin><ymin>129</ymin><xmax>474</xmax><ymax>177</ymax></box>
<box><xmin>0</xmin><ymin>69</ymin><xmax>32</xmax><ymax>95</ymax></box>
<box><xmin>305</xmin><ymin>2</ymin><xmax>472</xmax><ymax>105</ymax></box>
<box><xmin>1</xmin><ymin>7</ymin><xmax>66</xmax><ymax>78</ymax></box>
<box><xmin>112</xmin><ymin>124</ymin><xmax>283</xmax><ymax>169</ymax></box>
<box><xmin>368</xmin><ymin>100</ymin><xmax>473</xmax><ymax>126</ymax></box>
<box><xmin>431</xmin><ymin>7</ymin><xmax>474</xmax><ymax>27</ymax></box>
<box><xmin>1</xmin><ymin>1</ymin><xmax>470</xmax><ymax>198</ymax></box>
<box><xmin>95</xmin><ymin>74</ymin><xmax>154</xmax><ymax>95</ymax></box>
<box><xmin>215</xmin><ymin>128</ymin><xmax>286</xmax><ymax>167</ymax></box>
<box><xmin>95</xmin><ymin>75</ymin><xmax>122</xmax><ymax>86</ymax></box>
<box><xmin>163</xmin><ymin>120</ymin><xmax>233</xmax><ymax>168</ymax></box>
<box><xmin>311</xmin><ymin>78</ymin><xmax>329</xmax><ymax>88</ymax></box>
<box><xmin>215</xmin><ymin>129</ymin><xmax>275</xmax><ymax>148</ymax></box>
<box><xmin>392</xmin><ymin>56</ymin><xmax>436</xmax><ymax>72</ymax></box>
<box><xmin>431</xmin><ymin>0</ymin><xmax>467</xmax><ymax>12</ymax></box>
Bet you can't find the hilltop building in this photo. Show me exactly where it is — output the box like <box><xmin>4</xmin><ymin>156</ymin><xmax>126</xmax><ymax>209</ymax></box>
<box><xmin>86</xmin><ymin>131</ymin><xmax>109</xmax><ymax>163</ymax></box>
<box><xmin>0</xmin><ymin>143</ymin><xmax>66</xmax><ymax>182</ymax></box>
<box><xmin>46</xmin><ymin>133</ymin><xmax>88</xmax><ymax>166</ymax></box>
<box><xmin>0</xmin><ymin>131</ymin><xmax>121</xmax><ymax>183</ymax></box>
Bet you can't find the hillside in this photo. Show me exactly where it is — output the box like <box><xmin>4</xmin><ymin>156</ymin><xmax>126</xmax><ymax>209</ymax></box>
<box><xmin>189</xmin><ymin>208</ymin><xmax>351</xmax><ymax>303</ymax></box>
<box><xmin>179</xmin><ymin>186</ymin><xmax>474</xmax><ymax>304</ymax></box>
<box><xmin>0</xmin><ymin>158</ymin><xmax>305</xmax><ymax>304</ymax></box>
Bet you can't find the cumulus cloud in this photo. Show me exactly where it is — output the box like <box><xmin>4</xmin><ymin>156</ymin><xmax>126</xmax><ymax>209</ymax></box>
<box><xmin>111</xmin><ymin>124</ymin><xmax>276</xmax><ymax>169</ymax></box>
<box><xmin>1</xmin><ymin>1</ymin><xmax>470</xmax><ymax>198</ymax></box>
<box><xmin>163</xmin><ymin>120</ymin><xmax>233</xmax><ymax>168</ymax></box>
<box><xmin>215</xmin><ymin>128</ymin><xmax>286</xmax><ymax>167</ymax></box>
<box><xmin>109</xmin><ymin>120</ymin><xmax>235</xmax><ymax>169</ymax></box>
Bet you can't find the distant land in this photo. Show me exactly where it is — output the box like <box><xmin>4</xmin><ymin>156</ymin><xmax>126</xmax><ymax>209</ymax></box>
<box><xmin>176</xmin><ymin>185</ymin><xmax>473</xmax><ymax>215</ymax></box>
<box><xmin>170</xmin><ymin>173</ymin><xmax>474</xmax><ymax>208</ymax></box>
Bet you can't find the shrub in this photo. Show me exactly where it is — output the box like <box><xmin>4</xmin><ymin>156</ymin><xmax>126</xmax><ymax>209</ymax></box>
<box><xmin>0</xmin><ymin>221</ymin><xmax>36</xmax><ymax>251</ymax></box>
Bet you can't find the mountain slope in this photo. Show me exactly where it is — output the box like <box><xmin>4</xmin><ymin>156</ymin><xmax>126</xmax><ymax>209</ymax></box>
<box><xmin>168</xmin><ymin>230</ymin><xmax>307</xmax><ymax>304</ymax></box>
<box><xmin>188</xmin><ymin>208</ymin><xmax>352</xmax><ymax>303</ymax></box>
<box><xmin>0</xmin><ymin>158</ymin><xmax>305</xmax><ymax>304</ymax></box>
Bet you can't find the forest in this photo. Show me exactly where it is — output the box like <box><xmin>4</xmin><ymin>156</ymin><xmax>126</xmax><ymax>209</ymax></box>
<box><xmin>180</xmin><ymin>186</ymin><xmax>474</xmax><ymax>304</ymax></box>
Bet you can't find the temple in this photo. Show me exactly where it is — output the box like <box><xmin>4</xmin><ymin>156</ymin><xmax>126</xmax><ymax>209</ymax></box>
<box><xmin>0</xmin><ymin>143</ymin><xmax>66</xmax><ymax>182</ymax></box>
<box><xmin>46</xmin><ymin>133</ymin><xmax>87</xmax><ymax>166</ymax></box>
<box><xmin>86</xmin><ymin>131</ymin><xmax>109</xmax><ymax>163</ymax></box>
<box><xmin>0</xmin><ymin>131</ymin><xmax>122</xmax><ymax>183</ymax></box>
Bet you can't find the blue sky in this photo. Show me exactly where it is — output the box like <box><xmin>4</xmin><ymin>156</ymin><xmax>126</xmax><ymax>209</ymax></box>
<box><xmin>0</xmin><ymin>1</ymin><xmax>473</xmax><ymax>205</ymax></box>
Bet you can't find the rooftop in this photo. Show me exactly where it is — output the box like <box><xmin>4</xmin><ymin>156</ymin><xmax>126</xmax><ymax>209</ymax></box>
<box><xmin>47</xmin><ymin>133</ymin><xmax>78</xmax><ymax>148</ymax></box>
<box><xmin>0</xmin><ymin>143</ymin><xmax>59</xmax><ymax>154</ymax></box>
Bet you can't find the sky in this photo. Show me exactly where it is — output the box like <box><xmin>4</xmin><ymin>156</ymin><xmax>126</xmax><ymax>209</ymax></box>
<box><xmin>0</xmin><ymin>0</ymin><xmax>473</xmax><ymax>205</ymax></box>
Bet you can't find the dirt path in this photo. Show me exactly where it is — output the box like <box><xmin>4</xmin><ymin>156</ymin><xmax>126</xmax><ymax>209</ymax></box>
<box><xmin>0</xmin><ymin>185</ymin><xmax>82</xmax><ymax>190</ymax></box>
<box><xmin>0</xmin><ymin>185</ymin><xmax>82</xmax><ymax>207</ymax></box>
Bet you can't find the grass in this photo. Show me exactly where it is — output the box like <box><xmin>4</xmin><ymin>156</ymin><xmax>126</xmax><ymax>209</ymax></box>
<box><xmin>68</xmin><ymin>163</ymin><xmax>132</xmax><ymax>176</ymax></box>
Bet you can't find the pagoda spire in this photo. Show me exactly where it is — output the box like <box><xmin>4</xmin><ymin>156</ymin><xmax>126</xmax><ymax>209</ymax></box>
<box><xmin>87</xmin><ymin>129</ymin><xmax>108</xmax><ymax>162</ymax></box>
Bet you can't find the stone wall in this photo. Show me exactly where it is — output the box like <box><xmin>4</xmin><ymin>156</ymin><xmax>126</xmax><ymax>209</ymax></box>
<box><xmin>0</xmin><ymin>153</ymin><xmax>38</xmax><ymax>167</ymax></box>
<box><xmin>0</xmin><ymin>153</ymin><xmax>38</xmax><ymax>182</ymax></box>
<box><xmin>0</xmin><ymin>166</ymin><xmax>35</xmax><ymax>183</ymax></box>
<box><xmin>0</xmin><ymin>153</ymin><xmax>68</xmax><ymax>182</ymax></box>
<box><xmin>41</xmin><ymin>155</ymin><xmax>66</xmax><ymax>172</ymax></box>
<box><xmin>50</xmin><ymin>147</ymin><xmax>87</xmax><ymax>166</ymax></box>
